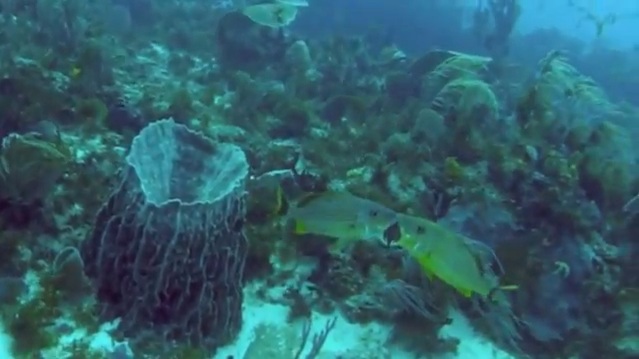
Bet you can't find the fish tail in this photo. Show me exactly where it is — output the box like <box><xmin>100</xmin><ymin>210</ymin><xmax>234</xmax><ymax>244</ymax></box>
<box><xmin>487</xmin><ymin>286</ymin><xmax>499</xmax><ymax>302</ymax></box>
<box><xmin>274</xmin><ymin>185</ymin><xmax>289</xmax><ymax>217</ymax></box>
<box><xmin>293</xmin><ymin>219</ymin><xmax>307</xmax><ymax>234</ymax></box>
<box><xmin>461</xmin><ymin>288</ymin><xmax>474</xmax><ymax>298</ymax></box>
<box><xmin>488</xmin><ymin>284</ymin><xmax>519</xmax><ymax>302</ymax></box>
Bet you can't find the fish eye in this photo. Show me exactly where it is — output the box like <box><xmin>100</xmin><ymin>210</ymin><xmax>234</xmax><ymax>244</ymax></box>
<box><xmin>370</xmin><ymin>210</ymin><xmax>379</xmax><ymax>217</ymax></box>
<box><xmin>416</xmin><ymin>226</ymin><xmax>425</xmax><ymax>234</ymax></box>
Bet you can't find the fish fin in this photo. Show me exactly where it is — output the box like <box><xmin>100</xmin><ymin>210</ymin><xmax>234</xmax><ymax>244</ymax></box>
<box><xmin>295</xmin><ymin>191</ymin><xmax>328</xmax><ymax>207</ymax></box>
<box><xmin>361</xmin><ymin>223</ymin><xmax>379</xmax><ymax>242</ymax></box>
<box><xmin>487</xmin><ymin>284</ymin><xmax>519</xmax><ymax>302</ymax></box>
<box><xmin>417</xmin><ymin>254</ymin><xmax>435</xmax><ymax>280</ymax></box>
<box><xmin>423</xmin><ymin>269</ymin><xmax>435</xmax><ymax>280</ymax></box>
<box><xmin>293</xmin><ymin>220</ymin><xmax>308</xmax><ymax>234</ymax></box>
<box><xmin>274</xmin><ymin>185</ymin><xmax>289</xmax><ymax>217</ymax></box>
<box><xmin>460</xmin><ymin>288</ymin><xmax>473</xmax><ymax>298</ymax></box>
<box><xmin>464</xmin><ymin>237</ymin><xmax>504</xmax><ymax>276</ymax></box>
<box><xmin>331</xmin><ymin>236</ymin><xmax>351</xmax><ymax>250</ymax></box>
<box><xmin>499</xmin><ymin>284</ymin><xmax>519</xmax><ymax>292</ymax></box>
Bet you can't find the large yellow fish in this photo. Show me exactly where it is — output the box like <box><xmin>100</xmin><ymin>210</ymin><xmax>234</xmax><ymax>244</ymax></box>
<box><xmin>286</xmin><ymin>191</ymin><xmax>399</xmax><ymax>246</ymax></box>
<box><xmin>395</xmin><ymin>214</ymin><xmax>511</xmax><ymax>299</ymax></box>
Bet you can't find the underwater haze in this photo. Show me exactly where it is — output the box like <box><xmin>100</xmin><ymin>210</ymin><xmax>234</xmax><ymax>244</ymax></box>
<box><xmin>518</xmin><ymin>1</ymin><xmax>639</xmax><ymax>49</ymax></box>
<box><xmin>0</xmin><ymin>0</ymin><xmax>639</xmax><ymax>358</ymax></box>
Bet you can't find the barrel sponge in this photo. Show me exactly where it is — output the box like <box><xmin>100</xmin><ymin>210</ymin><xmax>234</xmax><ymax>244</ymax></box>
<box><xmin>80</xmin><ymin>118</ymin><xmax>249</xmax><ymax>351</ymax></box>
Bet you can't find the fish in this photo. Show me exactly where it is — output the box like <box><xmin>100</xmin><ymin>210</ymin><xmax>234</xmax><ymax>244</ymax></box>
<box><xmin>242</xmin><ymin>3</ymin><xmax>298</xmax><ymax>28</ymax></box>
<box><xmin>70</xmin><ymin>66</ymin><xmax>82</xmax><ymax>78</ymax></box>
<box><xmin>286</xmin><ymin>191</ymin><xmax>399</xmax><ymax>247</ymax></box>
<box><xmin>246</xmin><ymin>170</ymin><xmax>292</xmax><ymax>224</ymax></box>
<box><xmin>275</xmin><ymin>0</ymin><xmax>309</xmax><ymax>7</ymax></box>
<box><xmin>394</xmin><ymin>214</ymin><xmax>515</xmax><ymax>299</ymax></box>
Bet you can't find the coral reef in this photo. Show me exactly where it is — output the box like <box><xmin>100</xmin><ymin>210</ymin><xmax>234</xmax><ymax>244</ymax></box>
<box><xmin>0</xmin><ymin>1</ymin><xmax>638</xmax><ymax>358</ymax></box>
<box><xmin>0</xmin><ymin>132</ymin><xmax>71</xmax><ymax>204</ymax></box>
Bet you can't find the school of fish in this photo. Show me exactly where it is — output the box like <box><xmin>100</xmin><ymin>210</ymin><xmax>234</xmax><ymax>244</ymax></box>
<box><xmin>281</xmin><ymin>189</ymin><xmax>515</xmax><ymax>300</ymax></box>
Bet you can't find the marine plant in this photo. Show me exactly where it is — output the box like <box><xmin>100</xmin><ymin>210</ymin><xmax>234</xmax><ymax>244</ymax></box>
<box><xmin>0</xmin><ymin>1</ymin><xmax>638</xmax><ymax>358</ymax></box>
<box><xmin>1</xmin><ymin>246</ymin><xmax>94</xmax><ymax>356</ymax></box>
<box><xmin>75</xmin><ymin>97</ymin><xmax>109</xmax><ymax>128</ymax></box>
<box><xmin>0</xmin><ymin>132</ymin><xmax>71</xmax><ymax>204</ymax></box>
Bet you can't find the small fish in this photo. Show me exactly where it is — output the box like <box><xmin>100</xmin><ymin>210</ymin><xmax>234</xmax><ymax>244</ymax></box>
<box><xmin>70</xmin><ymin>66</ymin><xmax>82</xmax><ymax>78</ymax></box>
<box><xmin>24</xmin><ymin>119</ymin><xmax>60</xmax><ymax>141</ymax></box>
<box><xmin>242</xmin><ymin>3</ymin><xmax>298</xmax><ymax>28</ymax></box>
<box><xmin>395</xmin><ymin>214</ymin><xmax>515</xmax><ymax>299</ymax></box>
<box><xmin>287</xmin><ymin>191</ymin><xmax>399</xmax><ymax>247</ymax></box>
<box><xmin>275</xmin><ymin>0</ymin><xmax>309</xmax><ymax>7</ymax></box>
<box><xmin>246</xmin><ymin>171</ymin><xmax>290</xmax><ymax>224</ymax></box>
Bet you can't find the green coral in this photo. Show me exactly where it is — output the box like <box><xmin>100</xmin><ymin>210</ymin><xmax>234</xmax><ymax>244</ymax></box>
<box><xmin>384</xmin><ymin>71</ymin><xmax>418</xmax><ymax>105</ymax></box>
<box><xmin>0</xmin><ymin>230</ymin><xmax>26</xmax><ymax>272</ymax></box>
<box><xmin>322</xmin><ymin>94</ymin><xmax>369</xmax><ymax>123</ymax></box>
<box><xmin>542</xmin><ymin>149</ymin><xmax>579</xmax><ymax>187</ymax></box>
<box><xmin>2</xmin><ymin>268</ymin><xmax>67</xmax><ymax>355</ymax></box>
<box><xmin>73</xmin><ymin>38</ymin><xmax>114</xmax><ymax>88</ymax></box>
<box><xmin>75</xmin><ymin>97</ymin><xmax>108</xmax><ymax>127</ymax></box>
<box><xmin>443</xmin><ymin>157</ymin><xmax>466</xmax><ymax>184</ymax></box>
<box><xmin>167</xmin><ymin>86</ymin><xmax>196</xmax><ymax>121</ymax></box>
<box><xmin>565</xmin><ymin>123</ymin><xmax>594</xmax><ymax>151</ymax></box>
<box><xmin>4</xmin><ymin>298</ymin><xmax>57</xmax><ymax>356</ymax></box>
<box><xmin>531</xmin><ymin>51</ymin><xmax>619</xmax><ymax>125</ymax></box>
<box><xmin>409</xmin><ymin>49</ymin><xmax>458</xmax><ymax>78</ymax></box>
<box><xmin>0</xmin><ymin>133</ymin><xmax>71</xmax><ymax>204</ymax></box>
<box><xmin>66</xmin><ymin>340</ymin><xmax>107</xmax><ymax>359</ymax></box>
<box><xmin>0</xmin><ymin>61</ymin><xmax>71</xmax><ymax>130</ymax></box>
<box><xmin>165</xmin><ymin>345</ymin><xmax>209</xmax><ymax>359</ymax></box>
<box><xmin>2</xmin><ymin>247</ymin><xmax>98</xmax><ymax>356</ymax></box>
<box><xmin>422</xmin><ymin>52</ymin><xmax>491</xmax><ymax>98</ymax></box>
<box><xmin>432</xmin><ymin>78</ymin><xmax>499</xmax><ymax>121</ymax></box>
<box><xmin>579</xmin><ymin>154</ymin><xmax>632</xmax><ymax>210</ymax></box>
<box><xmin>268</xmin><ymin>98</ymin><xmax>314</xmax><ymax>138</ymax></box>
<box><xmin>576</xmin><ymin>121</ymin><xmax>634</xmax><ymax>210</ymax></box>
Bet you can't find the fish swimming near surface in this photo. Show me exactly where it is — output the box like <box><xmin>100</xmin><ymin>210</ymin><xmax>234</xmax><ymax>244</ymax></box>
<box><xmin>394</xmin><ymin>214</ymin><xmax>515</xmax><ymax>299</ymax></box>
<box><xmin>275</xmin><ymin>0</ymin><xmax>309</xmax><ymax>7</ymax></box>
<box><xmin>242</xmin><ymin>2</ymin><xmax>299</xmax><ymax>28</ymax></box>
<box><xmin>286</xmin><ymin>191</ymin><xmax>400</xmax><ymax>248</ymax></box>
